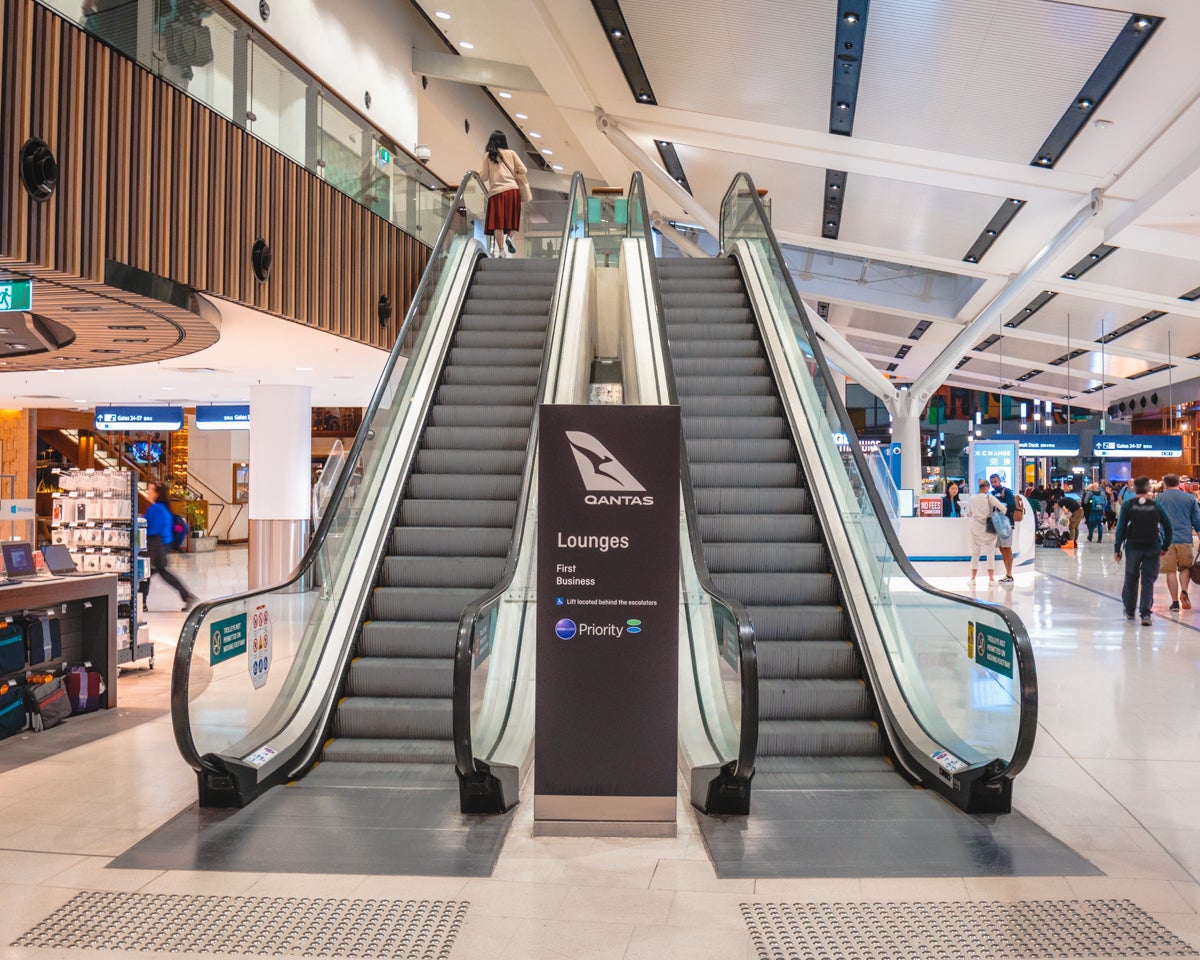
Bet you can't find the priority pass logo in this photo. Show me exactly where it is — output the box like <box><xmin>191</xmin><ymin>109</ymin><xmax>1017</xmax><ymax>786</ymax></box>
<box><xmin>555</xmin><ymin>619</ymin><xmax>577</xmax><ymax>639</ymax></box>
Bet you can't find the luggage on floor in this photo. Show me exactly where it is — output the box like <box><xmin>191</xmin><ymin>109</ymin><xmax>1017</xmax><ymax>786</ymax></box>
<box><xmin>66</xmin><ymin>666</ymin><xmax>103</xmax><ymax>714</ymax></box>
<box><xmin>0</xmin><ymin>682</ymin><xmax>26</xmax><ymax>740</ymax></box>
<box><xmin>26</xmin><ymin>677</ymin><xmax>71</xmax><ymax>731</ymax></box>
<box><xmin>26</xmin><ymin>616</ymin><xmax>62</xmax><ymax>667</ymax></box>
<box><xmin>0</xmin><ymin>620</ymin><xmax>24</xmax><ymax>674</ymax></box>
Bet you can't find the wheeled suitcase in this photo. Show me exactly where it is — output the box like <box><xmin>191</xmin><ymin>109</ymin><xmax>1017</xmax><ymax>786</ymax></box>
<box><xmin>66</xmin><ymin>666</ymin><xmax>103</xmax><ymax>714</ymax></box>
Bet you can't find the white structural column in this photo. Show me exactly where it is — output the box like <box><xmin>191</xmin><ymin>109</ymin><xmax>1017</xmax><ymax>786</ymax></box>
<box><xmin>887</xmin><ymin>391</ymin><xmax>925</xmax><ymax>493</ymax></box>
<box><xmin>248</xmin><ymin>384</ymin><xmax>312</xmax><ymax>590</ymax></box>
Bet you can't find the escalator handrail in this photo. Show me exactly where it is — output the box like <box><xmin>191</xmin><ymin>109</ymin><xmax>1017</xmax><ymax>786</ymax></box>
<box><xmin>627</xmin><ymin>172</ymin><xmax>759</xmax><ymax>784</ymax></box>
<box><xmin>171</xmin><ymin>171</ymin><xmax>491</xmax><ymax>775</ymax></box>
<box><xmin>720</xmin><ymin>172</ymin><xmax>1037</xmax><ymax>781</ymax></box>
<box><xmin>452</xmin><ymin>171</ymin><xmax>588</xmax><ymax>780</ymax></box>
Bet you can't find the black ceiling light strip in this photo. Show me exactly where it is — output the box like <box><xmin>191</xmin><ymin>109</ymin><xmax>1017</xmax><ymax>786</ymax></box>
<box><xmin>1094</xmin><ymin>309</ymin><xmax>1165</xmax><ymax>344</ymax></box>
<box><xmin>1005</xmin><ymin>290</ymin><xmax>1057</xmax><ymax>328</ymax></box>
<box><xmin>894</xmin><ymin>344</ymin><xmax>910</xmax><ymax>360</ymax></box>
<box><xmin>1062</xmin><ymin>243</ymin><xmax>1118</xmax><ymax>280</ymax></box>
<box><xmin>591</xmin><ymin>0</ymin><xmax>657</xmax><ymax>104</ymax></box>
<box><xmin>822</xmin><ymin>169</ymin><xmax>847</xmax><ymax>239</ymax></box>
<box><xmin>974</xmin><ymin>333</ymin><xmax>1002</xmax><ymax>352</ymax></box>
<box><xmin>830</xmin><ymin>2</ymin><xmax>870</xmax><ymax>136</ymax></box>
<box><xmin>1030</xmin><ymin>14</ymin><xmax>1162</xmax><ymax>169</ymax></box>
<box><xmin>654</xmin><ymin>140</ymin><xmax>691</xmax><ymax>195</ymax></box>
<box><xmin>1189</xmin><ymin>352</ymin><xmax>1200</xmax><ymax>360</ymax></box>
<box><xmin>1127</xmin><ymin>362</ymin><xmax>1174</xmax><ymax>380</ymax></box>
<box><xmin>816</xmin><ymin>301</ymin><xmax>831</xmax><ymax>320</ymax></box>
<box><xmin>1048</xmin><ymin>348</ymin><xmax>1088</xmax><ymax>366</ymax></box>
<box><xmin>963</xmin><ymin>198</ymin><xmax>1025</xmax><ymax>264</ymax></box>
<box><xmin>1082</xmin><ymin>381</ymin><xmax>1116</xmax><ymax>394</ymax></box>
<box><xmin>907</xmin><ymin>320</ymin><xmax>932</xmax><ymax>340</ymax></box>
<box><xmin>1015</xmin><ymin>369</ymin><xmax>1041</xmax><ymax>382</ymax></box>
<box><xmin>954</xmin><ymin>356</ymin><xmax>971</xmax><ymax>370</ymax></box>
<box><xmin>1180</xmin><ymin>285</ymin><xmax>1200</xmax><ymax>302</ymax></box>
<box><xmin>885</xmin><ymin>362</ymin><xmax>898</xmax><ymax>372</ymax></box>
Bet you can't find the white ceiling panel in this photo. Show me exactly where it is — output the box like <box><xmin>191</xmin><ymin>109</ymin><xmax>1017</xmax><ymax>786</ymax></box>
<box><xmin>854</xmin><ymin>0</ymin><xmax>1127</xmax><ymax>164</ymax></box>
<box><xmin>1080</xmin><ymin>246</ymin><xmax>1200</xmax><ymax>300</ymax></box>
<box><xmin>621</xmin><ymin>0</ymin><xmax>831</xmax><ymax>130</ymax></box>
<box><xmin>840</xmin><ymin>173</ymin><xmax>1005</xmax><ymax>260</ymax></box>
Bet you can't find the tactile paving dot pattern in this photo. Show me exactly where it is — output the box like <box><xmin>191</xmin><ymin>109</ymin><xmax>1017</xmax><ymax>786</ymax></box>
<box><xmin>741</xmin><ymin>900</ymin><xmax>1199</xmax><ymax>960</ymax></box>
<box><xmin>12</xmin><ymin>891</ymin><xmax>468</xmax><ymax>958</ymax></box>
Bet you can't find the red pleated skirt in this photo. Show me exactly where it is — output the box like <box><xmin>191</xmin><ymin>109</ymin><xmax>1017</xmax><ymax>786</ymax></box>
<box><xmin>485</xmin><ymin>188</ymin><xmax>522</xmax><ymax>232</ymax></box>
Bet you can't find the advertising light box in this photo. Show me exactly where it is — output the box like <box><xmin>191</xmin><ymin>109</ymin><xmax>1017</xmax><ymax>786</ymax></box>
<box><xmin>94</xmin><ymin>406</ymin><xmax>184</xmax><ymax>431</ymax></box>
<box><xmin>993</xmin><ymin>433</ymin><xmax>1080</xmax><ymax>457</ymax></box>
<box><xmin>195</xmin><ymin>405</ymin><xmax>251</xmax><ymax>430</ymax></box>
<box><xmin>970</xmin><ymin>439</ymin><xmax>1019</xmax><ymax>491</ymax></box>
<box><xmin>1092</xmin><ymin>435</ymin><xmax>1183</xmax><ymax>459</ymax></box>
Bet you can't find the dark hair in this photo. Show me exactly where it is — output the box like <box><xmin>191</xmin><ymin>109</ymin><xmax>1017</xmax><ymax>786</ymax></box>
<box><xmin>486</xmin><ymin>130</ymin><xmax>508</xmax><ymax>163</ymax></box>
<box><xmin>1163</xmin><ymin>473</ymin><xmax>1181</xmax><ymax>487</ymax></box>
<box><xmin>1133</xmin><ymin>475</ymin><xmax>1151</xmax><ymax>495</ymax></box>
<box><xmin>151</xmin><ymin>481</ymin><xmax>170</xmax><ymax>503</ymax></box>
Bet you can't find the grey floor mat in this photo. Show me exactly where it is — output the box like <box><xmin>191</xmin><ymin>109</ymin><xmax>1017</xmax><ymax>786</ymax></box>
<box><xmin>697</xmin><ymin>788</ymin><xmax>1100</xmax><ymax>879</ymax></box>
<box><xmin>111</xmin><ymin>785</ymin><xmax>514</xmax><ymax>877</ymax></box>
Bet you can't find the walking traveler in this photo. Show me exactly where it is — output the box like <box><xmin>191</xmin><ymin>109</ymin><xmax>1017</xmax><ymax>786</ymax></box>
<box><xmin>988</xmin><ymin>473</ymin><xmax>1017</xmax><ymax>582</ymax></box>
<box><xmin>1083</xmin><ymin>483</ymin><xmax>1108</xmax><ymax>543</ymax></box>
<box><xmin>479</xmin><ymin>130</ymin><xmax>528</xmax><ymax>259</ymax></box>
<box><xmin>1154</xmin><ymin>473</ymin><xmax>1200</xmax><ymax>612</ymax></box>
<box><xmin>965</xmin><ymin>479</ymin><xmax>1006</xmax><ymax>583</ymax></box>
<box><xmin>1113</xmin><ymin>476</ymin><xmax>1172</xmax><ymax>626</ymax></box>
<box><xmin>143</xmin><ymin>481</ymin><xmax>197</xmax><ymax>611</ymax></box>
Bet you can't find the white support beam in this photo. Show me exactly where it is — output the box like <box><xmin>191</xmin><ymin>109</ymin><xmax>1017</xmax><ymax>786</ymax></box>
<box><xmin>799</xmin><ymin>302</ymin><xmax>898</xmax><ymax>403</ymax></box>
<box><xmin>412</xmin><ymin>48</ymin><xmax>545</xmax><ymax>93</ymax></box>
<box><xmin>649</xmin><ymin>212</ymin><xmax>710</xmax><ymax>259</ymax></box>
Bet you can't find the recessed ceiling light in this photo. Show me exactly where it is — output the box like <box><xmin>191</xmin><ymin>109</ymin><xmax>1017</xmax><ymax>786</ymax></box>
<box><xmin>1065</xmin><ymin>272</ymin><xmax>1077</xmax><ymax>279</ymax></box>
<box><xmin>986</xmin><ymin>229</ymin><xmax>997</xmax><ymax>236</ymax></box>
<box><xmin>1089</xmin><ymin>253</ymin><xmax>1100</xmax><ymax>260</ymax></box>
<box><xmin>552</xmin><ymin>164</ymin><xmax>563</xmax><ymax>171</ymax></box>
<box><xmin>541</xmin><ymin>148</ymin><xmax>553</xmax><ymax>155</ymax></box>
<box><xmin>528</xmin><ymin>131</ymin><xmax>542</xmax><ymax>138</ymax></box>
<box><xmin>1036</xmin><ymin>155</ymin><xmax>1052</xmax><ymax>165</ymax></box>
<box><xmin>498</xmin><ymin>91</ymin><xmax>512</xmax><ymax>99</ymax></box>
<box><xmin>637</xmin><ymin>92</ymin><xmax>650</xmax><ymax>102</ymax></box>
<box><xmin>830</xmin><ymin>183</ymin><xmax>840</xmax><ymax>191</ymax></box>
<box><xmin>966</xmin><ymin>255</ymin><xmax>978</xmax><ymax>263</ymax></box>
<box><xmin>515</xmin><ymin>112</ymin><xmax>528</xmax><ymax>120</ymax></box>
<box><xmin>610</xmin><ymin>28</ymin><xmax>623</xmax><ymax>38</ymax></box>
<box><xmin>459</xmin><ymin>40</ymin><xmax>473</xmax><ymax>49</ymax></box>
<box><xmin>835</xmin><ymin>101</ymin><xmax>849</xmax><ymax>110</ymax></box>
<box><xmin>435</xmin><ymin>9</ymin><xmax>450</xmax><ymax>18</ymax></box>
<box><xmin>47</xmin><ymin>368</ymin><xmax>63</xmax><ymax>373</ymax></box>
<box><xmin>1133</xmin><ymin>16</ymin><xmax>1151</xmax><ymax>29</ymax></box>
<box><xmin>826</xmin><ymin>220</ymin><xmax>836</xmax><ymax>228</ymax></box>
<box><xmin>843</xmin><ymin>11</ymin><xmax>859</xmax><ymax>23</ymax></box>
<box><xmin>161</xmin><ymin>385</ymin><xmax>176</xmax><ymax>390</ymax></box>
<box><xmin>1077</xmin><ymin>98</ymin><xmax>1094</xmax><ymax>109</ymax></box>
<box><xmin>1009</xmin><ymin>198</ymin><xmax>1021</xmax><ymax>205</ymax></box>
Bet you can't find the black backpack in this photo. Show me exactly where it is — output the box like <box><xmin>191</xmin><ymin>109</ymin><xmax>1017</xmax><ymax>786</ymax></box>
<box><xmin>1124</xmin><ymin>499</ymin><xmax>1162</xmax><ymax>548</ymax></box>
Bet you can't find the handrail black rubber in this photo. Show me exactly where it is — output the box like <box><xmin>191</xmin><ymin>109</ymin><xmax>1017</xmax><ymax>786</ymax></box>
<box><xmin>452</xmin><ymin>172</ymin><xmax>588</xmax><ymax>813</ymax></box>
<box><xmin>171</xmin><ymin>172</ymin><xmax>491</xmax><ymax>789</ymax></box>
<box><xmin>719</xmin><ymin>172</ymin><xmax>1037</xmax><ymax>792</ymax></box>
<box><xmin>627</xmin><ymin>172</ymin><xmax>758</xmax><ymax>814</ymax></box>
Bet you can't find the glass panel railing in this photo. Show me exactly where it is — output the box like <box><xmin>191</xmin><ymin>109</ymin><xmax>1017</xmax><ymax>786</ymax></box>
<box><xmin>720</xmin><ymin>173</ymin><xmax>1036</xmax><ymax>795</ymax></box>
<box><xmin>172</xmin><ymin>174</ymin><xmax>489</xmax><ymax>802</ymax></box>
<box><xmin>453</xmin><ymin>173</ymin><xmax>585</xmax><ymax>812</ymax></box>
<box><xmin>627</xmin><ymin>173</ymin><xmax>757</xmax><ymax>814</ymax></box>
<box><xmin>43</xmin><ymin>0</ymin><xmax>450</xmax><ymax>244</ymax></box>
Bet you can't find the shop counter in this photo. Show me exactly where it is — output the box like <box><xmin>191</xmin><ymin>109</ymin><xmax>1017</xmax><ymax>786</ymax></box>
<box><xmin>898</xmin><ymin>510</ymin><xmax>1036</xmax><ymax>568</ymax></box>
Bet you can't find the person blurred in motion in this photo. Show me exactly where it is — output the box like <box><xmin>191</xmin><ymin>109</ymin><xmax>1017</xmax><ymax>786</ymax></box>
<box><xmin>143</xmin><ymin>481</ymin><xmax>197</xmax><ymax>611</ymax></box>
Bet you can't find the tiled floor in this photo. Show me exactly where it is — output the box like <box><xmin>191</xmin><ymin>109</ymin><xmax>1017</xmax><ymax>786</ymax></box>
<box><xmin>1</xmin><ymin>542</ymin><xmax>1199</xmax><ymax>958</ymax></box>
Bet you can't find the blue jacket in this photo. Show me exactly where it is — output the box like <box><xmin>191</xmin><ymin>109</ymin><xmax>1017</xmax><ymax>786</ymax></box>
<box><xmin>144</xmin><ymin>501</ymin><xmax>175</xmax><ymax>540</ymax></box>
<box><xmin>1155</xmin><ymin>488</ymin><xmax>1200</xmax><ymax>545</ymax></box>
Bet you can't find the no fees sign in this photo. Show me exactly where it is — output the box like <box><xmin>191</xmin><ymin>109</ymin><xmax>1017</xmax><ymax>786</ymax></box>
<box><xmin>248</xmin><ymin>603</ymin><xmax>272</xmax><ymax>689</ymax></box>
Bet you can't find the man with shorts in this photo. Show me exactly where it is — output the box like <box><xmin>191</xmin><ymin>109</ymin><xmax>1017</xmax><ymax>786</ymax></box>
<box><xmin>988</xmin><ymin>473</ymin><xmax>1017</xmax><ymax>583</ymax></box>
<box><xmin>1155</xmin><ymin>473</ymin><xmax>1200</xmax><ymax>612</ymax></box>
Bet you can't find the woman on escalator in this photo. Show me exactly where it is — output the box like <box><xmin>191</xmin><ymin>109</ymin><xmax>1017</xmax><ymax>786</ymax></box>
<box><xmin>479</xmin><ymin>131</ymin><xmax>528</xmax><ymax>258</ymax></box>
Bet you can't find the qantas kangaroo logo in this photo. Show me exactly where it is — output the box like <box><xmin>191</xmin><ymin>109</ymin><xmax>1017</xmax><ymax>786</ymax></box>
<box><xmin>565</xmin><ymin>431</ymin><xmax>645</xmax><ymax>492</ymax></box>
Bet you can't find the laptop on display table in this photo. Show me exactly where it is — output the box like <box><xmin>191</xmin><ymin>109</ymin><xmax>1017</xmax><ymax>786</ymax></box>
<box><xmin>0</xmin><ymin>541</ymin><xmax>39</xmax><ymax>584</ymax></box>
<box><xmin>40</xmin><ymin>543</ymin><xmax>91</xmax><ymax>577</ymax></box>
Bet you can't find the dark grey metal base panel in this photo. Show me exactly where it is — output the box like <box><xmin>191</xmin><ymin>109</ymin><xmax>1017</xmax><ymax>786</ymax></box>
<box><xmin>111</xmin><ymin>785</ymin><xmax>514</xmax><ymax>876</ymax></box>
<box><xmin>698</xmin><ymin>789</ymin><xmax>1099</xmax><ymax>878</ymax></box>
<box><xmin>14</xmin><ymin>891</ymin><xmax>467</xmax><ymax>959</ymax></box>
<box><xmin>742</xmin><ymin>900</ymin><xmax>1197</xmax><ymax>959</ymax></box>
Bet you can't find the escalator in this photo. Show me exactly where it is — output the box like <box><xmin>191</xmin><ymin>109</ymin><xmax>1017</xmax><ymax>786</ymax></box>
<box><xmin>313</xmin><ymin>258</ymin><xmax>556</xmax><ymax>785</ymax></box>
<box><xmin>661</xmin><ymin>257</ymin><xmax>897</xmax><ymax>790</ymax></box>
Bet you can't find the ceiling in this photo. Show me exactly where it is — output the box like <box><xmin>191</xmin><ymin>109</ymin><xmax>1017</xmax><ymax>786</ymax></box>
<box><xmin>0</xmin><ymin>296</ymin><xmax>388</xmax><ymax>410</ymax></box>
<box><xmin>410</xmin><ymin>0</ymin><xmax>1200</xmax><ymax>412</ymax></box>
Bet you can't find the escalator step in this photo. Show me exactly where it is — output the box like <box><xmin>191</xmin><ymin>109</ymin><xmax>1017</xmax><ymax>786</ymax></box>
<box><xmin>699</xmin><ymin>513</ymin><xmax>818</xmax><ymax>543</ymax></box>
<box><xmin>458</xmin><ymin>313</ymin><xmax>548</xmax><ymax>333</ymax></box>
<box><xmin>695</xmin><ymin>487</ymin><xmax>810</xmax><ymax>515</ymax></box>
<box><xmin>414</xmin><ymin>449</ymin><xmax>526</xmax><ymax>475</ymax></box>
<box><xmin>703</xmin><ymin>542</ymin><xmax>827</xmax><ymax>574</ymax></box>
<box><xmin>678</xmin><ymin>375</ymin><xmax>774</xmax><ymax>397</ymax></box>
<box><xmin>675</xmin><ymin>357</ymin><xmax>770</xmax><ymax>378</ymax></box>
<box><xmin>347</xmin><ymin>657</ymin><xmax>453</xmax><ymax>698</ymax></box>
<box><xmin>380</xmin><ymin>556</ymin><xmax>505</xmax><ymax>589</ymax></box>
<box><xmin>435</xmin><ymin>384</ymin><xmax>537</xmax><ymax>407</ymax></box>
<box><xmin>465</xmin><ymin>282</ymin><xmax>555</xmax><ymax>300</ymax></box>
<box><xmin>681</xmin><ymin>395</ymin><xmax>782</xmax><ymax>418</ymax></box>
<box><xmin>671</xmin><ymin>339</ymin><xmax>763</xmax><ymax>359</ymax></box>
<box><xmin>667</xmin><ymin>321</ymin><xmax>756</xmax><ymax>341</ymax></box>
<box><xmin>757</xmin><ymin>719</ymin><xmax>883</xmax><ymax>757</ymax></box>
<box><xmin>756</xmin><ymin>639</ymin><xmax>858</xmax><ymax>679</ymax></box>
<box><xmin>359</xmin><ymin>621</ymin><xmax>457</xmax><ymax>659</ymax></box>
<box><xmin>331</xmin><ymin>697</ymin><xmax>452</xmax><ymax>740</ymax></box>
<box><xmin>475</xmin><ymin>257</ymin><xmax>557</xmax><ymax>274</ymax></box>
<box><xmin>713</xmin><ymin>572</ymin><xmax>838</xmax><ymax>606</ymax></box>
<box><xmin>371</xmin><ymin>586</ymin><xmax>482</xmax><ymax>622</ymax></box>
<box><xmin>319</xmin><ymin>741</ymin><xmax>456</xmax><ymax>764</ymax></box>
<box><xmin>745</xmin><ymin>605</ymin><xmax>850</xmax><ymax>643</ymax></box>
<box><xmin>457</xmin><ymin>299</ymin><xmax>550</xmax><ymax>317</ymax></box>
<box><xmin>406</xmin><ymin>473</ymin><xmax>522</xmax><ymax>501</ymax></box>
<box><xmin>448</xmin><ymin>346</ymin><xmax>545</xmax><ymax>367</ymax></box>
<box><xmin>759</xmin><ymin>678</ymin><xmax>871</xmax><ymax>721</ymax></box>
<box><xmin>399</xmin><ymin>498</ymin><xmax>517</xmax><ymax>528</ymax></box>
<box><xmin>442</xmin><ymin>364</ymin><xmax>539</xmax><ymax>386</ymax></box>
<box><xmin>421</xmin><ymin>426</ymin><xmax>529</xmax><ymax>450</ymax></box>
<box><xmin>429</xmin><ymin>405</ymin><xmax>535</xmax><ymax>428</ymax></box>
<box><xmin>454</xmin><ymin>329</ymin><xmax>547</xmax><ymax>350</ymax></box>
<box><xmin>691</xmin><ymin>462</ymin><xmax>799</xmax><ymax>488</ymax></box>
<box><xmin>391</xmin><ymin>526</ymin><xmax>511</xmax><ymax>558</ymax></box>
<box><xmin>753</xmin><ymin>755</ymin><xmax>902</xmax><ymax>791</ymax></box>
<box><xmin>660</xmin><ymin>277</ymin><xmax>744</xmax><ymax>295</ymax></box>
<box><xmin>684</xmin><ymin>416</ymin><xmax>787</xmax><ymax>440</ymax></box>
<box><xmin>686</xmin><ymin>438</ymin><xmax>793</xmax><ymax>463</ymax></box>
<box><xmin>658</xmin><ymin>292</ymin><xmax>748</xmax><ymax>310</ymax></box>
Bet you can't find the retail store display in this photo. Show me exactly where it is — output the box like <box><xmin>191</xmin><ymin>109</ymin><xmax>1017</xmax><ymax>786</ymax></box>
<box><xmin>66</xmin><ymin>666</ymin><xmax>104</xmax><ymax>714</ymax></box>
<box><xmin>0</xmin><ymin>621</ymin><xmax>23</xmax><ymax>674</ymax></box>
<box><xmin>25</xmin><ymin>615</ymin><xmax>62</xmax><ymax>664</ymax></box>
<box><xmin>25</xmin><ymin>676</ymin><xmax>71</xmax><ymax>731</ymax></box>
<box><xmin>0</xmin><ymin>682</ymin><xmax>25</xmax><ymax>739</ymax></box>
<box><xmin>51</xmin><ymin>468</ymin><xmax>151</xmax><ymax>666</ymax></box>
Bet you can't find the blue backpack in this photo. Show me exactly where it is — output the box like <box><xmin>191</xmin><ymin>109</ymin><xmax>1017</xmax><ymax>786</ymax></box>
<box><xmin>171</xmin><ymin>513</ymin><xmax>189</xmax><ymax>550</ymax></box>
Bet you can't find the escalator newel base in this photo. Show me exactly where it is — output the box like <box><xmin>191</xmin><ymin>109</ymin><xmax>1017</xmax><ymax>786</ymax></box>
<box><xmin>198</xmin><ymin>768</ymin><xmax>242</xmax><ymax>809</ymax></box>
<box><xmin>702</xmin><ymin>764</ymin><xmax>752</xmax><ymax>816</ymax></box>
<box><xmin>456</xmin><ymin>765</ymin><xmax>509</xmax><ymax>815</ymax></box>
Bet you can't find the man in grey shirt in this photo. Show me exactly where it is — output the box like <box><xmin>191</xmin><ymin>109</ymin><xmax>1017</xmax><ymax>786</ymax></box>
<box><xmin>1156</xmin><ymin>473</ymin><xmax>1200</xmax><ymax>611</ymax></box>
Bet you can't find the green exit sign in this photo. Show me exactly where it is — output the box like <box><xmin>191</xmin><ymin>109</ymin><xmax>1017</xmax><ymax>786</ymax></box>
<box><xmin>0</xmin><ymin>279</ymin><xmax>32</xmax><ymax>313</ymax></box>
<box><xmin>378</xmin><ymin>146</ymin><xmax>392</xmax><ymax>165</ymax></box>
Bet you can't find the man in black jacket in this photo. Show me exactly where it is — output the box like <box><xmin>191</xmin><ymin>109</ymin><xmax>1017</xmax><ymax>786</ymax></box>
<box><xmin>1114</xmin><ymin>476</ymin><xmax>1173</xmax><ymax>626</ymax></box>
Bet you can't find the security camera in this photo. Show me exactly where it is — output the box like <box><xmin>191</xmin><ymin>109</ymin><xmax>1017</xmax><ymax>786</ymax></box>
<box><xmin>413</xmin><ymin>144</ymin><xmax>432</xmax><ymax>164</ymax></box>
